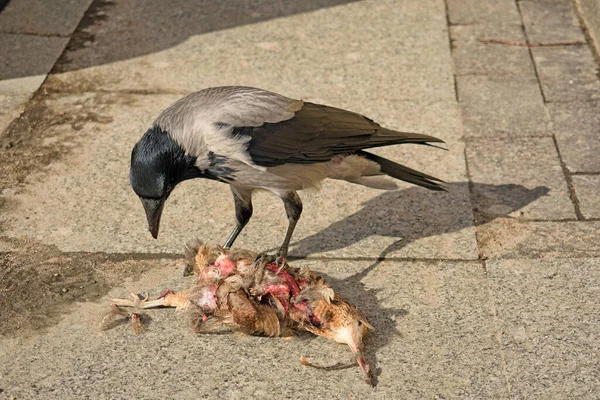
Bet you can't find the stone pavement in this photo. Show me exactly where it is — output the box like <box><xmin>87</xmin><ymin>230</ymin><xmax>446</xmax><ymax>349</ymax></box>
<box><xmin>0</xmin><ymin>0</ymin><xmax>598</xmax><ymax>398</ymax></box>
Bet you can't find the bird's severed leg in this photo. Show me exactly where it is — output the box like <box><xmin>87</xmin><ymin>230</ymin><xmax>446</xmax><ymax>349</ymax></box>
<box><xmin>276</xmin><ymin>191</ymin><xmax>303</xmax><ymax>267</ymax></box>
<box><xmin>110</xmin><ymin>291</ymin><xmax>190</xmax><ymax>310</ymax></box>
<box><xmin>223</xmin><ymin>187</ymin><xmax>253</xmax><ymax>249</ymax></box>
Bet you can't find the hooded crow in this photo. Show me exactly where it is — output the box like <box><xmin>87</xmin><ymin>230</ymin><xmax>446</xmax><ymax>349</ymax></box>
<box><xmin>130</xmin><ymin>86</ymin><xmax>446</xmax><ymax>263</ymax></box>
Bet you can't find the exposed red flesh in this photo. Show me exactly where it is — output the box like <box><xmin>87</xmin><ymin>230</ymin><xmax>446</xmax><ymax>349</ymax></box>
<box><xmin>263</xmin><ymin>283</ymin><xmax>291</xmax><ymax>313</ymax></box>
<box><xmin>290</xmin><ymin>301</ymin><xmax>320</xmax><ymax>326</ymax></box>
<box><xmin>265</xmin><ymin>263</ymin><xmax>300</xmax><ymax>296</ymax></box>
<box><xmin>214</xmin><ymin>254</ymin><xmax>236</xmax><ymax>277</ymax></box>
<box><xmin>263</xmin><ymin>283</ymin><xmax>290</xmax><ymax>298</ymax></box>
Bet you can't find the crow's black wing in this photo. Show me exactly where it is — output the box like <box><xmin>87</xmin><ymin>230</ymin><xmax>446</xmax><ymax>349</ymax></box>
<box><xmin>233</xmin><ymin>102</ymin><xmax>444</xmax><ymax>167</ymax></box>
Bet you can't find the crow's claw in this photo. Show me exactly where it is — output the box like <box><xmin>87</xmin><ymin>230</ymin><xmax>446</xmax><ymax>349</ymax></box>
<box><xmin>275</xmin><ymin>256</ymin><xmax>287</xmax><ymax>274</ymax></box>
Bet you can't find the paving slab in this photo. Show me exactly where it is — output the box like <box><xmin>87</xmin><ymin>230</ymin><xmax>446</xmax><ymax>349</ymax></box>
<box><xmin>572</xmin><ymin>175</ymin><xmax>600</xmax><ymax>218</ymax></box>
<box><xmin>0</xmin><ymin>259</ymin><xmax>508</xmax><ymax>399</ymax></box>
<box><xmin>549</xmin><ymin>100</ymin><xmax>600</xmax><ymax>173</ymax></box>
<box><xmin>0</xmin><ymin>0</ymin><xmax>92</xmax><ymax>36</ymax></box>
<box><xmin>531</xmin><ymin>45</ymin><xmax>600</xmax><ymax>102</ymax></box>
<box><xmin>0</xmin><ymin>33</ymin><xmax>69</xmax><ymax>81</ymax></box>
<box><xmin>477</xmin><ymin>219</ymin><xmax>600</xmax><ymax>259</ymax></box>
<box><xmin>487</xmin><ymin>258</ymin><xmax>600</xmax><ymax>398</ymax></box>
<box><xmin>456</xmin><ymin>75</ymin><xmax>550</xmax><ymax>136</ymax></box>
<box><xmin>520</xmin><ymin>0</ymin><xmax>586</xmax><ymax>43</ymax></box>
<box><xmin>466</xmin><ymin>137</ymin><xmax>576</xmax><ymax>220</ymax></box>
<box><xmin>447</xmin><ymin>0</ymin><xmax>521</xmax><ymax>26</ymax></box>
<box><xmin>48</xmin><ymin>0</ymin><xmax>454</xmax><ymax>104</ymax></box>
<box><xmin>51</xmin><ymin>0</ymin><xmax>362</xmax><ymax>73</ymax></box>
<box><xmin>450</xmin><ymin>24</ymin><xmax>536</xmax><ymax>77</ymax></box>
<box><xmin>0</xmin><ymin>92</ymin><xmax>476</xmax><ymax>260</ymax></box>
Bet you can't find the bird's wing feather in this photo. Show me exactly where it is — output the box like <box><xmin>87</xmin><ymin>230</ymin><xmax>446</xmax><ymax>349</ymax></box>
<box><xmin>235</xmin><ymin>102</ymin><xmax>444</xmax><ymax>167</ymax></box>
<box><xmin>155</xmin><ymin>86</ymin><xmax>302</xmax><ymax>131</ymax></box>
<box><xmin>153</xmin><ymin>87</ymin><xmax>303</xmax><ymax>168</ymax></box>
<box><xmin>154</xmin><ymin>86</ymin><xmax>443</xmax><ymax>170</ymax></box>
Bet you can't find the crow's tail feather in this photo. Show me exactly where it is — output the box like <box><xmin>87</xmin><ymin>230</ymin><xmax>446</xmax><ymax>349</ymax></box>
<box><xmin>359</xmin><ymin>151</ymin><xmax>447</xmax><ymax>191</ymax></box>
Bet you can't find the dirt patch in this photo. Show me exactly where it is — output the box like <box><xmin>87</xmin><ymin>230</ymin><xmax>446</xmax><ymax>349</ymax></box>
<box><xmin>0</xmin><ymin>91</ymin><xmax>114</xmax><ymax>193</ymax></box>
<box><xmin>0</xmin><ymin>238</ymin><xmax>178</xmax><ymax>338</ymax></box>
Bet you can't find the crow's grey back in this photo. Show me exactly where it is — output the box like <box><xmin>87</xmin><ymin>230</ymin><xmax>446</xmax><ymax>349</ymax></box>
<box><xmin>154</xmin><ymin>86</ymin><xmax>303</xmax><ymax>169</ymax></box>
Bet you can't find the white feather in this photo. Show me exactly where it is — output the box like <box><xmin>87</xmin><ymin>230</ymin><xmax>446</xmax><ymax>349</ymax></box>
<box><xmin>227</xmin><ymin>153</ymin><xmax>397</xmax><ymax>196</ymax></box>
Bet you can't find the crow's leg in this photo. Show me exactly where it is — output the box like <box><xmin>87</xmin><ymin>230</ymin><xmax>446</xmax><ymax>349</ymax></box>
<box><xmin>224</xmin><ymin>187</ymin><xmax>253</xmax><ymax>249</ymax></box>
<box><xmin>276</xmin><ymin>191</ymin><xmax>303</xmax><ymax>266</ymax></box>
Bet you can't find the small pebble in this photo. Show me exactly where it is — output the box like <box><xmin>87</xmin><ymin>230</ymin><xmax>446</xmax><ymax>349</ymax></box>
<box><xmin>62</xmin><ymin>288</ymin><xmax>69</xmax><ymax>293</ymax></box>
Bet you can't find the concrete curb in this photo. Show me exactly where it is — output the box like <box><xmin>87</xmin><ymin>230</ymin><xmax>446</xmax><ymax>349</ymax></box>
<box><xmin>574</xmin><ymin>0</ymin><xmax>600</xmax><ymax>62</ymax></box>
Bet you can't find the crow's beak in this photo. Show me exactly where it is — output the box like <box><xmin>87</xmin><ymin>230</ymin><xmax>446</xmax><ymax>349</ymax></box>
<box><xmin>140</xmin><ymin>197</ymin><xmax>165</xmax><ymax>239</ymax></box>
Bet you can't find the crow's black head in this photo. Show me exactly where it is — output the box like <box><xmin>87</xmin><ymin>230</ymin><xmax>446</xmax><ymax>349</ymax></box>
<box><xmin>130</xmin><ymin>126</ymin><xmax>201</xmax><ymax>238</ymax></box>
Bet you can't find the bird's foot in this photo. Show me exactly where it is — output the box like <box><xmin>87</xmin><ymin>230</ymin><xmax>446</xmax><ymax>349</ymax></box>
<box><xmin>255</xmin><ymin>252</ymin><xmax>276</xmax><ymax>266</ymax></box>
<box><xmin>99</xmin><ymin>304</ymin><xmax>145</xmax><ymax>334</ymax></box>
<box><xmin>275</xmin><ymin>250</ymin><xmax>288</xmax><ymax>274</ymax></box>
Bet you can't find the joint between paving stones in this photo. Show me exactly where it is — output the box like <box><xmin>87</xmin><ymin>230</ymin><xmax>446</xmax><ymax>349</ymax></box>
<box><xmin>44</xmin><ymin>87</ymin><xmax>192</xmax><ymax>96</ymax></box>
<box><xmin>298</xmin><ymin>256</ymin><xmax>481</xmax><ymax>264</ymax></box>
<box><xmin>461</xmin><ymin>146</ymin><xmax>486</xmax><ymax>259</ymax></box>
<box><xmin>481</xmin><ymin>258</ymin><xmax>513</xmax><ymax>398</ymax></box>
<box><xmin>463</xmin><ymin>133</ymin><xmax>555</xmax><ymax>142</ymax></box>
<box><xmin>515</xmin><ymin>0</ymin><xmax>548</xmax><ymax>103</ymax></box>
<box><xmin>444</xmin><ymin>0</ymin><xmax>487</xmax><ymax>261</ymax></box>
<box><xmin>442</xmin><ymin>0</ymin><xmax>459</xmax><ymax>103</ymax></box>
<box><xmin>570</xmin><ymin>171</ymin><xmax>600</xmax><ymax>176</ymax></box>
<box><xmin>544</xmin><ymin>98</ymin><xmax>600</xmax><ymax>104</ymax></box>
<box><xmin>552</xmin><ymin>135</ymin><xmax>586</xmax><ymax>220</ymax></box>
<box><xmin>0</xmin><ymin>31</ymin><xmax>71</xmax><ymax>39</ymax></box>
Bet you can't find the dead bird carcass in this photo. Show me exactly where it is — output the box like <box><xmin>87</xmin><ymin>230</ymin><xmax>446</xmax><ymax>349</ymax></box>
<box><xmin>102</xmin><ymin>240</ymin><xmax>374</xmax><ymax>386</ymax></box>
